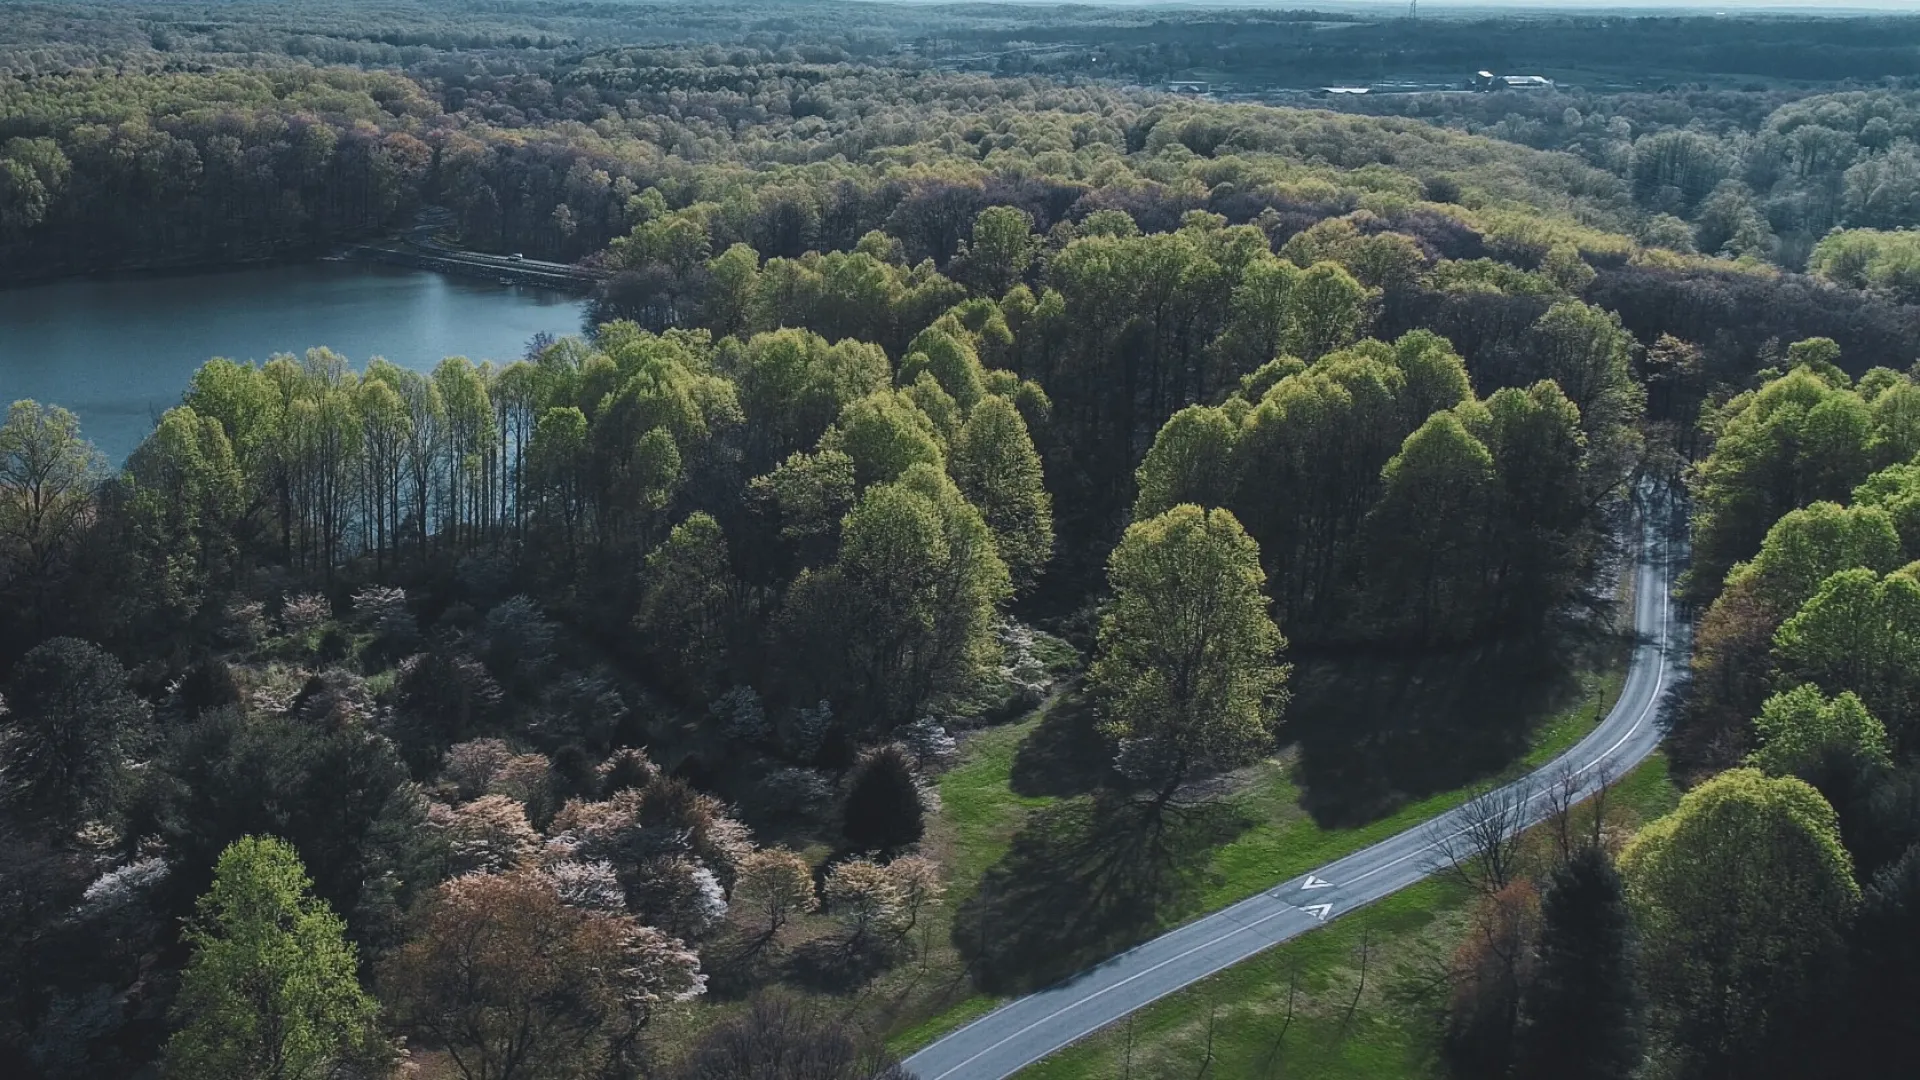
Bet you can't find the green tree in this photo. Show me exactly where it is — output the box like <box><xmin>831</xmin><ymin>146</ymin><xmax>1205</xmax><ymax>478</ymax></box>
<box><xmin>117</xmin><ymin>405</ymin><xmax>248</xmax><ymax>633</ymax></box>
<box><xmin>824</xmin><ymin>391</ymin><xmax>944</xmax><ymax>490</ymax></box>
<box><xmin>955</xmin><ymin>205</ymin><xmax>1039</xmax><ymax>297</ymax></box>
<box><xmin>0</xmin><ymin>400</ymin><xmax>104</xmax><ymax>635</ymax></box>
<box><xmin>636</xmin><ymin>513</ymin><xmax>740</xmax><ymax>696</ymax></box>
<box><xmin>1526</xmin><ymin>301</ymin><xmax>1645</xmax><ymax>493</ymax></box>
<box><xmin>164</xmin><ymin>836</ymin><xmax>382</xmax><ymax>1080</ymax></box>
<box><xmin>950</xmin><ymin>395</ymin><xmax>1053</xmax><ymax>593</ymax></box>
<box><xmin>703</xmin><ymin>242</ymin><xmax>761</xmax><ymax>338</ymax></box>
<box><xmin>784</xmin><ymin>464</ymin><xmax>1009</xmax><ymax>734</ymax></box>
<box><xmin>1726</xmin><ymin>501</ymin><xmax>1901</xmax><ymax>615</ymax></box>
<box><xmin>897</xmin><ymin>326</ymin><xmax>988</xmax><ymax>413</ymax></box>
<box><xmin>1227</xmin><ymin>346</ymin><xmax>1414</xmax><ymax>639</ymax></box>
<box><xmin>529</xmin><ymin>405</ymin><xmax>589</xmax><ymax>557</ymax></box>
<box><xmin>753</xmin><ymin>446</ymin><xmax>859</xmax><ymax>569</ymax></box>
<box><xmin>1284</xmin><ymin>261</ymin><xmax>1371</xmax><ymax>361</ymax></box>
<box><xmin>732</xmin><ymin>330</ymin><xmax>890</xmax><ymax>469</ymax></box>
<box><xmin>1852</xmin><ymin>462</ymin><xmax>1920</xmax><ymax>562</ymax></box>
<box><xmin>1515</xmin><ymin>846</ymin><xmax>1642</xmax><ymax>1080</ymax></box>
<box><xmin>1210</xmin><ymin>259</ymin><xmax>1299</xmax><ymax>378</ymax></box>
<box><xmin>1620</xmin><ymin>769</ymin><xmax>1858</xmax><ymax>1080</ymax></box>
<box><xmin>1477</xmin><ymin>381</ymin><xmax>1593</xmax><ymax>626</ymax></box>
<box><xmin>1773</xmin><ymin>567</ymin><xmax>1920</xmax><ymax>748</ymax></box>
<box><xmin>1749</xmin><ymin>684</ymin><xmax>1892</xmax><ymax>778</ymax></box>
<box><xmin>1692</xmin><ymin>368</ymin><xmax>1876</xmax><ymax>597</ymax></box>
<box><xmin>0</xmin><ymin>136</ymin><xmax>69</xmax><ymax>237</ymax></box>
<box><xmin>1133</xmin><ymin>405</ymin><xmax>1240</xmax><ymax>518</ymax></box>
<box><xmin>1089</xmin><ymin>505</ymin><xmax>1287</xmax><ymax>808</ymax></box>
<box><xmin>1390</xmin><ymin>329</ymin><xmax>1475</xmax><ymax>425</ymax></box>
<box><xmin>1366</xmin><ymin>411</ymin><xmax>1496</xmax><ymax>643</ymax></box>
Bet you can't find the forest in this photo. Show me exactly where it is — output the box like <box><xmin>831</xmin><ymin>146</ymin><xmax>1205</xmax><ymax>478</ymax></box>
<box><xmin>5</xmin><ymin>3</ymin><xmax>1920</xmax><ymax>1080</ymax></box>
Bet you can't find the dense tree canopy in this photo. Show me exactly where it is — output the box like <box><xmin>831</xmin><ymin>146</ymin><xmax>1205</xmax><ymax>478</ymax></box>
<box><xmin>1621</xmin><ymin>769</ymin><xmax>1858</xmax><ymax>1079</ymax></box>
<box><xmin>18</xmin><ymin>4</ymin><xmax>1920</xmax><ymax>1077</ymax></box>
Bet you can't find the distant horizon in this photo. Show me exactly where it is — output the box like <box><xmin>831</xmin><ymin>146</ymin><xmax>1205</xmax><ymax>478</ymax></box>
<box><xmin>954</xmin><ymin>0</ymin><xmax>1920</xmax><ymax>12</ymax></box>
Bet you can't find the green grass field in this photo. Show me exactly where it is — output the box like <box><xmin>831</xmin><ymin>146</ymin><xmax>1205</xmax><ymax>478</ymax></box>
<box><xmin>888</xmin><ymin>644</ymin><xmax>1632</xmax><ymax>1055</ymax></box>
<box><xmin>1014</xmin><ymin>755</ymin><xmax>1682</xmax><ymax>1080</ymax></box>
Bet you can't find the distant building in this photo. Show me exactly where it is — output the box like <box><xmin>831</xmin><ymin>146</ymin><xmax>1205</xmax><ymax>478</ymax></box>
<box><xmin>1166</xmin><ymin>81</ymin><xmax>1211</xmax><ymax>95</ymax></box>
<box><xmin>1473</xmin><ymin>71</ymin><xmax>1555</xmax><ymax>91</ymax></box>
<box><xmin>1316</xmin><ymin>86</ymin><xmax>1371</xmax><ymax>96</ymax></box>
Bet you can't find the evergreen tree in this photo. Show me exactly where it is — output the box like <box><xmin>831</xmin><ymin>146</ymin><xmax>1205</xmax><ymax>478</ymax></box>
<box><xmin>843</xmin><ymin>745</ymin><xmax>925</xmax><ymax>854</ymax></box>
<box><xmin>0</xmin><ymin>636</ymin><xmax>146</xmax><ymax>831</ymax></box>
<box><xmin>1516</xmin><ymin>846</ymin><xmax>1643</xmax><ymax>1080</ymax></box>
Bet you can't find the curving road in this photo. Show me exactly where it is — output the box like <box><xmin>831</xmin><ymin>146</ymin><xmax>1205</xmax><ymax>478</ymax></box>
<box><xmin>905</xmin><ymin>494</ymin><xmax>1689</xmax><ymax>1080</ymax></box>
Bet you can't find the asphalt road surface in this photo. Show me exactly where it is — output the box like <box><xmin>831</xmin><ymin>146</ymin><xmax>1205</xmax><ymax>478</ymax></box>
<box><xmin>904</xmin><ymin>497</ymin><xmax>1688</xmax><ymax>1080</ymax></box>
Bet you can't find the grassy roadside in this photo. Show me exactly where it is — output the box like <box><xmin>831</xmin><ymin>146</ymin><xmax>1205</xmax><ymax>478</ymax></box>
<box><xmin>1014</xmin><ymin>754</ymin><xmax>1683</xmax><ymax>1080</ymax></box>
<box><xmin>887</xmin><ymin>643</ymin><xmax>1632</xmax><ymax>1056</ymax></box>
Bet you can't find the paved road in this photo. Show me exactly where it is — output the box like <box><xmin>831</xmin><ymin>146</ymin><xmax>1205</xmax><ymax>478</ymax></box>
<box><xmin>904</xmin><ymin>497</ymin><xmax>1688</xmax><ymax>1080</ymax></box>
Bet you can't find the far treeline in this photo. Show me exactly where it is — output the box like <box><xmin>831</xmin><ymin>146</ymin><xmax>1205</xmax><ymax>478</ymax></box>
<box><xmin>5</xmin><ymin>4</ymin><xmax>1920</xmax><ymax>1080</ymax></box>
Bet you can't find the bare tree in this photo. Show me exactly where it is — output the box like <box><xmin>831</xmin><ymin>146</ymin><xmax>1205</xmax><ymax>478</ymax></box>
<box><xmin>1428</xmin><ymin>780</ymin><xmax>1535</xmax><ymax>898</ymax></box>
<box><xmin>1541</xmin><ymin>758</ymin><xmax>1620</xmax><ymax>865</ymax></box>
<box><xmin>1541</xmin><ymin>760</ymin><xmax>1582</xmax><ymax>866</ymax></box>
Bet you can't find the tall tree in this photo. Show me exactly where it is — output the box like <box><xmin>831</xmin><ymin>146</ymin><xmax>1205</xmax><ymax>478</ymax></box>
<box><xmin>636</xmin><ymin>513</ymin><xmax>741</xmax><ymax>698</ymax></box>
<box><xmin>1088</xmin><ymin>504</ymin><xmax>1287</xmax><ymax>808</ymax></box>
<box><xmin>954</xmin><ymin>205</ymin><xmax>1038</xmax><ymax>297</ymax></box>
<box><xmin>163</xmin><ymin>837</ymin><xmax>382</xmax><ymax>1080</ymax></box>
<box><xmin>1691</xmin><ymin>365</ymin><xmax>1874</xmax><ymax>597</ymax></box>
<box><xmin>0</xmin><ymin>636</ymin><xmax>146</xmax><ymax>832</ymax></box>
<box><xmin>1284</xmin><ymin>261</ymin><xmax>1372</xmax><ymax>361</ymax></box>
<box><xmin>0</xmin><ymin>400</ymin><xmax>103</xmax><ymax>643</ymax></box>
<box><xmin>783</xmin><ymin>464</ymin><xmax>1009</xmax><ymax>735</ymax></box>
<box><xmin>1365</xmin><ymin>410</ymin><xmax>1496</xmax><ymax>643</ymax></box>
<box><xmin>1132</xmin><ymin>405</ymin><xmax>1239</xmax><ymax>519</ymax></box>
<box><xmin>1620</xmin><ymin>768</ymin><xmax>1858</xmax><ymax>1080</ymax></box>
<box><xmin>116</xmin><ymin>406</ymin><xmax>248</xmax><ymax>638</ymax></box>
<box><xmin>1515</xmin><ymin>846</ymin><xmax>1643</xmax><ymax>1080</ymax></box>
<box><xmin>950</xmin><ymin>395</ymin><xmax>1053</xmax><ymax>593</ymax></box>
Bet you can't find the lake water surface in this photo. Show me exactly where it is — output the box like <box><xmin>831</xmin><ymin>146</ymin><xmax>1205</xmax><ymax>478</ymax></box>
<box><xmin>0</xmin><ymin>261</ymin><xmax>589</xmax><ymax>462</ymax></box>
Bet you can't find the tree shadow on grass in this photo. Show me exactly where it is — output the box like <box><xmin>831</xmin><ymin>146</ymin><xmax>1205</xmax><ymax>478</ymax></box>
<box><xmin>953</xmin><ymin>794</ymin><xmax>1254</xmax><ymax>994</ymax></box>
<box><xmin>1008</xmin><ymin>692</ymin><xmax>1122</xmax><ymax>798</ymax></box>
<box><xmin>785</xmin><ymin>933</ymin><xmax>906</xmax><ymax>994</ymax></box>
<box><xmin>1288</xmin><ymin>630</ymin><xmax>1613</xmax><ymax>829</ymax></box>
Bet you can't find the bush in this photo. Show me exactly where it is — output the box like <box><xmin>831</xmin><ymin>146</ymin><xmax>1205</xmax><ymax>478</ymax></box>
<box><xmin>842</xmin><ymin>746</ymin><xmax>924</xmax><ymax>854</ymax></box>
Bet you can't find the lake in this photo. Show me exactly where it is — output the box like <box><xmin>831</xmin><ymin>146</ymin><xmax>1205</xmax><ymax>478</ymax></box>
<box><xmin>0</xmin><ymin>260</ymin><xmax>590</xmax><ymax>462</ymax></box>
